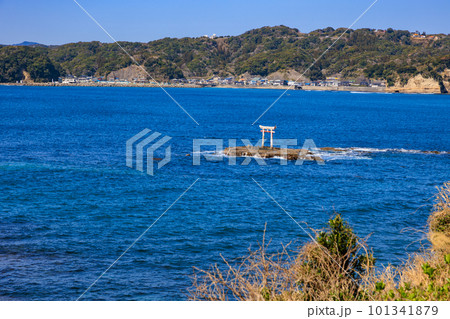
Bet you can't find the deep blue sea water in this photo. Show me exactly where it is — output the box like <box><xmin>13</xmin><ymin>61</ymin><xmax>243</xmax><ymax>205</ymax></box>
<box><xmin>0</xmin><ymin>86</ymin><xmax>448</xmax><ymax>300</ymax></box>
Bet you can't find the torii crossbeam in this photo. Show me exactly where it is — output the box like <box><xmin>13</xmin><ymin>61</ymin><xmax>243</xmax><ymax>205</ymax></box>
<box><xmin>259</xmin><ymin>125</ymin><xmax>276</xmax><ymax>148</ymax></box>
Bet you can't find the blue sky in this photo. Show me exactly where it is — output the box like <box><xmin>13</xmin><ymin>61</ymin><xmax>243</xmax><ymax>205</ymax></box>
<box><xmin>1</xmin><ymin>0</ymin><xmax>449</xmax><ymax>45</ymax></box>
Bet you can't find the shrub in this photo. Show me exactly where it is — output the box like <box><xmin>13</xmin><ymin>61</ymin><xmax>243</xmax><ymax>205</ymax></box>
<box><xmin>188</xmin><ymin>183</ymin><xmax>450</xmax><ymax>301</ymax></box>
<box><xmin>371</xmin><ymin>182</ymin><xmax>450</xmax><ymax>301</ymax></box>
<box><xmin>429</xmin><ymin>183</ymin><xmax>450</xmax><ymax>235</ymax></box>
<box><xmin>188</xmin><ymin>215</ymin><xmax>374</xmax><ymax>301</ymax></box>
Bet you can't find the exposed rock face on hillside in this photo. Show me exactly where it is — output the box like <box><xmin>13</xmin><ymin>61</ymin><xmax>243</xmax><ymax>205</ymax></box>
<box><xmin>107</xmin><ymin>65</ymin><xmax>147</xmax><ymax>81</ymax></box>
<box><xmin>267</xmin><ymin>69</ymin><xmax>309</xmax><ymax>82</ymax></box>
<box><xmin>386</xmin><ymin>74</ymin><xmax>447</xmax><ymax>94</ymax></box>
<box><xmin>22</xmin><ymin>70</ymin><xmax>33</xmax><ymax>84</ymax></box>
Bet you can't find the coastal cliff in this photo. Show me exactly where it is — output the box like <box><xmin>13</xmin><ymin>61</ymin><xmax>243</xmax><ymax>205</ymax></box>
<box><xmin>386</xmin><ymin>72</ymin><xmax>450</xmax><ymax>94</ymax></box>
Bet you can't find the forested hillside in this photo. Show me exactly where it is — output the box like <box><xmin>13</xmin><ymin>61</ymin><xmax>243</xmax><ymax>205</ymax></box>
<box><xmin>1</xmin><ymin>26</ymin><xmax>449</xmax><ymax>87</ymax></box>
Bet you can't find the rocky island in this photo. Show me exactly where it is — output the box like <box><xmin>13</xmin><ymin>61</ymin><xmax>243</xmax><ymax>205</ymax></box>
<box><xmin>221</xmin><ymin>145</ymin><xmax>447</xmax><ymax>161</ymax></box>
<box><xmin>223</xmin><ymin>146</ymin><xmax>324</xmax><ymax>161</ymax></box>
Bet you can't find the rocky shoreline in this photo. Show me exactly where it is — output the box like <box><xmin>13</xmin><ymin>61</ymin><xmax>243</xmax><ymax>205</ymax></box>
<box><xmin>1</xmin><ymin>81</ymin><xmax>447</xmax><ymax>94</ymax></box>
<box><xmin>223</xmin><ymin>146</ymin><xmax>323</xmax><ymax>161</ymax></box>
<box><xmin>222</xmin><ymin>146</ymin><xmax>448</xmax><ymax>161</ymax></box>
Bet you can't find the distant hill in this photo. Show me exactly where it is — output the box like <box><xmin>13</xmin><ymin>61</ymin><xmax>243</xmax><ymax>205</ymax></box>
<box><xmin>12</xmin><ymin>41</ymin><xmax>47</xmax><ymax>47</ymax></box>
<box><xmin>0</xmin><ymin>26</ymin><xmax>449</xmax><ymax>90</ymax></box>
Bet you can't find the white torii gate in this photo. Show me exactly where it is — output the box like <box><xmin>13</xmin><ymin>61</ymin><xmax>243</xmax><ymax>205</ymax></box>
<box><xmin>259</xmin><ymin>125</ymin><xmax>276</xmax><ymax>148</ymax></box>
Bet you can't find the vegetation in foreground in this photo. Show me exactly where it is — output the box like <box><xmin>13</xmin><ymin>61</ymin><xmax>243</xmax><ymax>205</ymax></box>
<box><xmin>188</xmin><ymin>182</ymin><xmax>450</xmax><ymax>301</ymax></box>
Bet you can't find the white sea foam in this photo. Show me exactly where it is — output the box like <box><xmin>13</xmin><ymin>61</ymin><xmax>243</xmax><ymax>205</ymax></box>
<box><xmin>350</xmin><ymin>147</ymin><xmax>388</xmax><ymax>153</ymax></box>
<box><xmin>320</xmin><ymin>154</ymin><xmax>372</xmax><ymax>161</ymax></box>
<box><xmin>193</xmin><ymin>147</ymin><xmax>447</xmax><ymax>164</ymax></box>
<box><xmin>322</xmin><ymin>147</ymin><xmax>448</xmax><ymax>155</ymax></box>
<box><xmin>350</xmin><ymin>91</ymin><xmax>372</xmax><ymax>94</ymax></box>
<box><xmin>315</xmin><ymin>150</ymin><xmax>371</xmax><ymax>161</ymax></box>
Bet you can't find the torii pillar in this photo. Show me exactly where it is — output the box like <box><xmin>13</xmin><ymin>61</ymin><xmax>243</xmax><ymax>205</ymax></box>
<box><xmin>259</xmin><ymin>125</ymin><xmax>276</xmax><ymax>148</ymax></box>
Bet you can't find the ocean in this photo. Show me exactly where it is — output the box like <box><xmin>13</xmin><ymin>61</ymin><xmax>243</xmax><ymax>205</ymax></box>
<box><xmin>0</xmin><ymin>86</ymin><xmax>448</xmax><ymax>300</ymax></box>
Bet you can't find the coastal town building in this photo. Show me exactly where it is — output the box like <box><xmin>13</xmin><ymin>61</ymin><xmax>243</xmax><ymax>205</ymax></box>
<box><xmin>58</xmin><ymin>73</ymin><xmax>386</xmax><ymax>90</ymax></box>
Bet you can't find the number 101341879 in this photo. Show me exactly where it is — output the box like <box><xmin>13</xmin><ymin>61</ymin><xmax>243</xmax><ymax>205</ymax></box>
<box><xmin>368</xmin><ymin>305</ymin><xmax>438</xmax><ymax>316</ymax></box>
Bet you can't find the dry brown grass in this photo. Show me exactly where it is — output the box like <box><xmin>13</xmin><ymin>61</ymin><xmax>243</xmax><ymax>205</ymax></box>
<box><xmin>188</xmin><ymin>183</ymin><xmax>450</xmax><ymax>301</ymax></box>
<box><xmin>365</xmin><ymin>182</ymin><xmax>450</xmax><ymax>300</ymax></box>
<box><xmin>368</xmin><ymin>249</ymin><xmax>450</xmax><ymax>300</ymax></box>
<box><xmin>188</xmin><ymin>218</ymin><xmax>375</xmax><ymax>301</ymax></box>
<box><xmin>429</xmin><ymin>182</ymin><xmax>450</xmax><ymax>252</ymax></box>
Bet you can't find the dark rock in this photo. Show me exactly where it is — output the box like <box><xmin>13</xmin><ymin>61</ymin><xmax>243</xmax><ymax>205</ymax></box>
<box><xmin>222</xmin><ymin>146</ymin><xmax>321</xmax><ymax>161</ymax></box>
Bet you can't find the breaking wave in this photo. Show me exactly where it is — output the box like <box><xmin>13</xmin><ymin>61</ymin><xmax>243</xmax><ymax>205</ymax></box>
<box><xmin>317</xmin><ymin>147</ymin><xmax>448</xmax><ymax>161</ymax></box>
<box><xmin>190</xmin><ymin>147</ymin><xmax>447</xmax><ymax>163</ymax></box>
<box><xmin>321</xmin><ymin>147</ymin><xmax>448</xmax><ymax>155</ymax></box>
